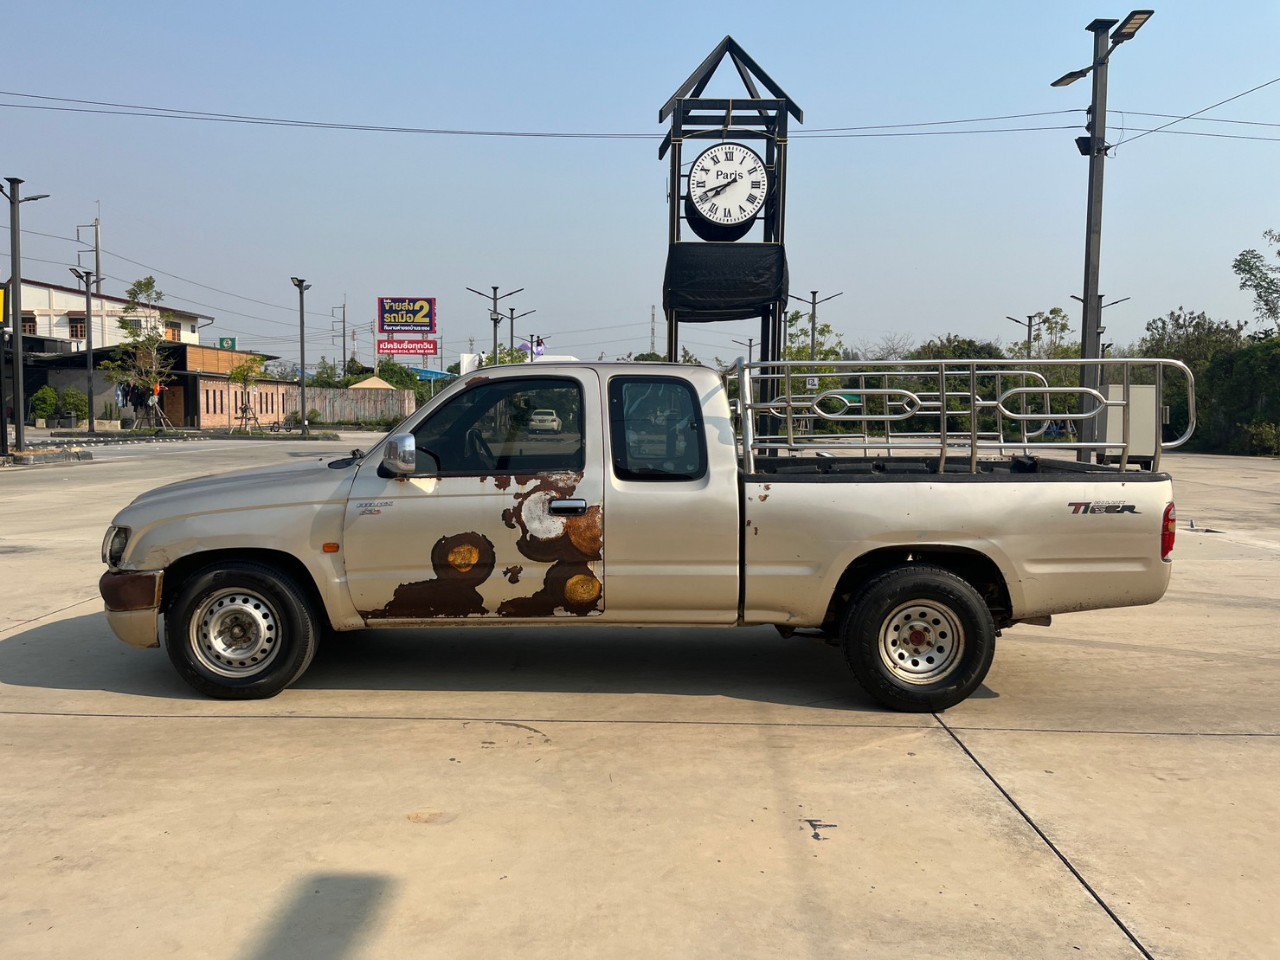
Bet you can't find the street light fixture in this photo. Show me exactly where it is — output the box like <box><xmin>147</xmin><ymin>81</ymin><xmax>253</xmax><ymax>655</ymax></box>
<box><xmin>788</xmin><ymin>290</ymin><xmax>843</xmax><ymax>361</ymax></box>
<box><xmin>465</xmin><ymin>285</ymin><xmax>524</xmax><ymax>366</ymax></box>
<box><xmin>507</xmin><ymin>307</ymin><xmax>536</xmax><ymax>353</ymax></box>
<box><xmin>1007</xmin><ymin>314</ymin><xmax>1046</xmax><ymax>359</ymax></box>
<box><xmin>1051</xmin><ymin>11</ymin><xmax>1152</xmax><ymax>460</ymax></box>
<box><xmin>71</xmin><ymin>267</ymin><xmax>97</xmax><ymax>434</ymax></box>
<box><xmin>291</xmin><ymin>277</ymin><xmax>312</xmax><ymax>437</ymax></box>
<box><xmin>1</xmin><ymin>177</ymin><xmax>49</xmax><ymax>451</ymax></box>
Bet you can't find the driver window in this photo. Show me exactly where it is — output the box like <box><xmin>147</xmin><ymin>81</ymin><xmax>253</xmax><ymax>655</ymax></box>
<box><xmin>412</xmin><ymin>377</ymin><xmax>584</xmax><ymax>476</ymax></box>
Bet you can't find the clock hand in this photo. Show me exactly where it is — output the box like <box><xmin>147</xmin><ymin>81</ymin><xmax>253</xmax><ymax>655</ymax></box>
<box><xmin>697</xmin><ymin>178</ymin><xmax>740</xmax><ymax>203</ymax></box>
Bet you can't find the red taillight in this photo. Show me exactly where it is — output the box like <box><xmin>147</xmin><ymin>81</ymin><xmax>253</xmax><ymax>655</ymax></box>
<box><xmin>1161</xmin><ymin>503</ymin><xmax>1176</xmax><ymax>560</ymax></box>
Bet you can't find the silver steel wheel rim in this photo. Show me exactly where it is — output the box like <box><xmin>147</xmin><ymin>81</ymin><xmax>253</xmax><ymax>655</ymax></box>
<box><xmin>878</xmin><ymin>599</ymin><xmax>965</xmax><ymax>685</ymax></box>
<box><xmin>190</xmin><ymin>588</ymin><xmax>282</xmax><ymax>679</ymax></box>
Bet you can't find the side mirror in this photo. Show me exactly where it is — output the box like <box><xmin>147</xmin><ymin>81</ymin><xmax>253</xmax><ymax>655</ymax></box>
<box><xmin>382</xmin><ymin>434</ymin><xmax>420</xmax><ymax>476</ymax></box>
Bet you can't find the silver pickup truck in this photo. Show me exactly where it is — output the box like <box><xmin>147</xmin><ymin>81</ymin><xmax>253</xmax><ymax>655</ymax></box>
<box><xmin>99</xmin><ymin>358</ymin><xmax>1192</xmax><ymax>711</ymax></box>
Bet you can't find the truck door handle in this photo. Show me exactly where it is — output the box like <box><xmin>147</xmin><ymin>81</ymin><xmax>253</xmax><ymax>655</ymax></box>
<box><xmin>549</xmin><ymin>498</ymin><xmax>588</xmax><ymax>516</ymax></box>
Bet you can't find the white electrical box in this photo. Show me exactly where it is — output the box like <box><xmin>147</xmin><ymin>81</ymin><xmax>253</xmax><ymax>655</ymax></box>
<box><xmin>1100</xmin><ymin>383</ymin><xmax>1159</xmax><ymax>460</ymax></box>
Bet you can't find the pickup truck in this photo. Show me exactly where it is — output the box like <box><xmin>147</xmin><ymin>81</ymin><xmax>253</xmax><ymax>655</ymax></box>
<box><xmin>98</xmin><ymin>358</ymin><xmax>1192</xmax><ymax>712</ymax></box>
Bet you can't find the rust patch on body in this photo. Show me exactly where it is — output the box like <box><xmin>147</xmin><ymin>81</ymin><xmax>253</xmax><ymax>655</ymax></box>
<box><xmin>376</xmin><ymin>532</ymin><xmax>496</xmax><ymax>618</ymax></box>
<box><xmin>498</xmin><ymin>562</ymin><xmax>602</xmax><ymax>617</ymax></box>
<box><xmin>503</xmin><ymin>565</ymin><xmax>523</xmax><ymax>584</ymax></box>
<box><xmin>758</xmin><ymin>493</ymin><xmax>769</xmax><ymax>502</ymax></box>
<box><xmin>503</xmin><ymin>473</ymin><xmax>602</xmax><ymax>563</ymax></box>
<box><xmin>99</xmin><ymin>570</ymin><xmax>162</xmax><ymax>612</ymax></box>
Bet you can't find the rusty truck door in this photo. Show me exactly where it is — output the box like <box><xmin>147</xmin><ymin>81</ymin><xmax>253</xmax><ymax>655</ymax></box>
<box><xmin>342</xmin><ymin>371</ymin><xmax>605</xmax><ymax>621</ymax></box>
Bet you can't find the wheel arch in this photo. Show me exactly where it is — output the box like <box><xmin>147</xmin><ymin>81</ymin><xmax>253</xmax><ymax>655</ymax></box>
<box><xmin>161</xmin><ymin>548</ymin><xmax>327</xmax><ymax>625</ymax></box>
<box><xmin>824</xmin><ymin>546</ymin><xmax>1013</xmax><ymax>633</ymax></box>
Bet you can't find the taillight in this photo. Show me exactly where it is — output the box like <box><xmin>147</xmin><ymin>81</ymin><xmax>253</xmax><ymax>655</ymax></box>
<box><xmin>1161</xmin><ymin>503</ymin><xmax>1176</xmax><ymax>560</ymax></box>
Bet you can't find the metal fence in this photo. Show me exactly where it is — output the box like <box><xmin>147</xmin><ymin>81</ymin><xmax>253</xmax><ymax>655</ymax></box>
<box><xmin>734</xmin><ymin>357</ymin><xmax>1196</xmax><ymax>474</ymax></box>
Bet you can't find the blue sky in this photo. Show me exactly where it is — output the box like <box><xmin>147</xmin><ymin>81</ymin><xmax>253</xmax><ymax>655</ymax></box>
<box><xmin>4</xmin><ymin>0</ymin><xmax>1278</xmax><ymax>367</ymax></box>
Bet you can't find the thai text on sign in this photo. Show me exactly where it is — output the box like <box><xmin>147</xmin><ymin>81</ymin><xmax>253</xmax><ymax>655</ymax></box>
<box><xmin>378</xmin><ymin>297</ymin><xmax>436</xmax><ymax>333</ymax></box>
<box><xmin>377</xmin><ymin>339</ymin><xmax>439</xmax><ymax>356</ymax></box>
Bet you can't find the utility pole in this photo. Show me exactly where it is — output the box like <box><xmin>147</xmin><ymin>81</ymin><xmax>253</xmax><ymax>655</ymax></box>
<box><xmin>2</xmin><ymin>177</ymin><xmax>50</xmax><ymax>451</ymax></box>
<box><xmin>1052</xmin><ymin>10</ymin><xmax>1152</xmax><ymax>458</ymax></box>
<box><xmin>651</xmin><ymin>305</ymin><xmax>656</xmax><ymax>355</ymax></box>
<box><xmin>465</xmin><ymin>285</ymin><xmax>523</xmax><ymax>366</ymax></box>
<box><xmin>290</xmin><ymin>277</ymin><xmax>311</xmax><ymax>437</ymax></box>
<box><xmin>331</xmin><ymin>300</ymin><xmax>347</xmax><ymax>376</ymax></box>
<box><xmin>508</xmin><ymin>306</ymin><xmax>535</xmax><ymax>353</ymax></box>
<box><xmin>1007</xmin><ymin>314</ymin><xmax>1045</xmax><ymax>359</ymax></box>
<box><xmin>789</xmin><ymin>290</ymin><xmax>843</xmax><ymax>361</ymax></box>
<box><xmin>71</xmin><ymin>268</ymin><xmax>96</xmax><ymax>433</ymax></box>
<box><xmin>731</xmin><ymin>338</ymin><xmax>756</xmax><ymax>364</ymax></box>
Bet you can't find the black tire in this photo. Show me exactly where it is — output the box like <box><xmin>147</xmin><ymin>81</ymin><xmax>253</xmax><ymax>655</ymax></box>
<box><xmin>164</xmin><ymin>561</ymin><xmax>319</xmax><ymax>699</ymax></box>
<box><xmin>841</xmin><ymin>565</ymin><xmax>996</xmax><ymax>713</ymax></box>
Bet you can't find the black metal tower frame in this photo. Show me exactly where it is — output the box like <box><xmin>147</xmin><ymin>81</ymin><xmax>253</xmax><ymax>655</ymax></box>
<box><xmin>659</xmin><ymin>37</ymin><xmax>802</xmax><ymax>363</ymax></box>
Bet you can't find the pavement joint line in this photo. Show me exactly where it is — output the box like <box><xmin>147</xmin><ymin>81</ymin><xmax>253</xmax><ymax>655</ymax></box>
<box><xmin>948</xmin><ymin>725</ymin><xmax>1280</xmax><ymax>738</ymax></box>
<box><xmin>0</xmin><ymin>709</ymin><xmax>936</xmax><ymax>729</ymax></box>
<box><xmin>0</xmin><ymin>597</ymin><xmax>101</xmax><ymax>636</ymax></box>
<box><xmin>934</xmin><ymin>712</ymin><xmax>1156</xmax><ymax>960</ymax></box>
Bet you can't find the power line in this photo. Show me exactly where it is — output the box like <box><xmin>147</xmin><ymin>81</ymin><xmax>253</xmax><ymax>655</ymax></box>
<box><xmin>4</xmin><ymin>89</ymin><xmax>1277</xmax><ymax>143</ymax></box>
<box><xmin>1114</xmin><ymin>76</ymin><xmax>1280</xmax><ymax>146</ymax></box>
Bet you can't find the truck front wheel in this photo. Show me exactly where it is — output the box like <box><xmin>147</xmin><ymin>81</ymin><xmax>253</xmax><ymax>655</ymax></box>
<box><xmin>841</xmin><ymin>565</ymin><xmax>995</xmax><ymax>712</ymax></box>
<box><xmin>164</xmin><ymin>561</ymin><xmax>319</xmax><ymax>700</ymax></box>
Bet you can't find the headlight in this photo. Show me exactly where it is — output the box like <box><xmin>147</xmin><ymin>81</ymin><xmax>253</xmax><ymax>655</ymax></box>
<box><xmin>102</xmin><ymin>526</ymin><xmax>130</xmax><ymax>566</ymax></box>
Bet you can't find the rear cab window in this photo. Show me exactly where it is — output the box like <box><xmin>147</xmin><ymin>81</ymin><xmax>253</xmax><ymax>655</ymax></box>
<box><xmin>607</xmin><ymin>376</ymin><xmax>706</xmax><ymax>481</ymax></box>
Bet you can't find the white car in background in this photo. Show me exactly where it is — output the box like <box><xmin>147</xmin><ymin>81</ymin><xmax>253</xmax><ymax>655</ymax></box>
<box><xmin>528</xmin><ymin>408</ymin><xmax>561</xmax><ymax>433</ymax></box>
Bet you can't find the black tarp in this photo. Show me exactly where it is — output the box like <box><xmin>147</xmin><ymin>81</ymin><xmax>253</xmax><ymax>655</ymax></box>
<box><xmin>662</xmin><ymin>242</ymin><xmax>788</xmax><ymax>322</ymax></box>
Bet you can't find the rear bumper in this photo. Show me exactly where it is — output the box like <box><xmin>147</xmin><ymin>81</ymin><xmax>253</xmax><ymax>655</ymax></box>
<box><xmin>99</xmin><ymin>570</ymin><xmax>163</xmax><ymax>649</ymax></box>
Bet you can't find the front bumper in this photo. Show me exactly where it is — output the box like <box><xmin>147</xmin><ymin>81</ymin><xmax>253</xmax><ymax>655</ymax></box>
<box><xmin>99</xmin><ymin>570</ymin><xmax>163</xmax><ymax>649</ymax></box>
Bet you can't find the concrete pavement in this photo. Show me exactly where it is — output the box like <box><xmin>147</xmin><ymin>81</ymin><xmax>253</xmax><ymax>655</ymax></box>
<box><xmin>1</xmin><ymin>444</ymin><xmax>1276</xmax><ymax>958</ymax></box>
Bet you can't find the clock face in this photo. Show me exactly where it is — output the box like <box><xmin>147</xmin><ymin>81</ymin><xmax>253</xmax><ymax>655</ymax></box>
<box><xmin>687</xmin><ymin>142</ymin><xmax>768</xmax><ymax>227</ymax></box>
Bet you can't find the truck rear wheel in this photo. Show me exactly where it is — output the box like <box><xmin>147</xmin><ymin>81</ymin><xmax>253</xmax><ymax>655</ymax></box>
<box><xmin>164</xmin><ymin>561</ymin><xmax>318</xmax><ymax>700</ymax></box>
<box><xmin>841</xmin><ymin>565</ymin><xmax>995</xmax><ymax>712</ymax></box>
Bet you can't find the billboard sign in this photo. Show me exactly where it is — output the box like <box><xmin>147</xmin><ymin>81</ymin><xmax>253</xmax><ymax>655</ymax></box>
<box><xmin>378</xmin><ymin>297</ymin><xmax>437</xmax><ymax>333</ymax></box>
<box><xmin>377</xmin><ymin>339</ymin><xmax>439</xmax><ymax>357</ymax></box>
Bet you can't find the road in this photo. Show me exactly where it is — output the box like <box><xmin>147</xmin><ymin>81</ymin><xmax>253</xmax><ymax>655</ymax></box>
<box><xmin>1</xmin><ymin>442</ymin><xmax>1277</xmax><ymax>959</ymax></box>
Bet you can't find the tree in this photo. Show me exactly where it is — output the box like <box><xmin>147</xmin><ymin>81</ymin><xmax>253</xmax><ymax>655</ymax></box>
<box><xmin>99</xmin><ymin>276</ymin><xmax>177</xmax><ymax>419</ymax></box>
<box><xmin>909</xmin><ymin>335</ymin><xmax>1005</xmax><ymax>361</ymax></box>
<box><xmin>344</xmin><ymin>357</ymin><xmax>373</xmax><ymax>379</ymax></box>
<box><xmin>1233</xmin><ymin>229</ymin><xmax>1280</xmax><ymax>329</ymax></box>
<box><xmin>310</xmin><ymin>356</ymin><xmax>341</xmax><ymax>388</ymax></box>
<box><xmin>227</xmin><ymin>355</ymin><xmax>265</xmax><ymax>392</ymax></box>
<box><xmin>1138</xmin><ymin>307</ymin><xmax>1247</xmax><ymax>368</ymax></box>
<box><xmin>1138</xmin><ymin>307</ymin><xmax>1247</xmax><ymax>445</ymax></box>
<box><xmin>373</xmin><ymin>358</ymin><xmax>420</xmax><ymax>390</ymax></box>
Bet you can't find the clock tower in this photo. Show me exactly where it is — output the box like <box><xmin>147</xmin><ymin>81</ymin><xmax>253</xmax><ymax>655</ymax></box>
<box><xmin>659</xmin><ymin>37</ymin><xmax>802</xmax><ymax>363</ymax></box>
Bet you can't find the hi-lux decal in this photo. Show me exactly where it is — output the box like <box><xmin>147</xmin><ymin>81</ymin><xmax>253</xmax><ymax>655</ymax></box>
<box><xmin>1068</xmin><ymin>501</ymin><xmax>1140</xmax><ymax>515</ymax></box>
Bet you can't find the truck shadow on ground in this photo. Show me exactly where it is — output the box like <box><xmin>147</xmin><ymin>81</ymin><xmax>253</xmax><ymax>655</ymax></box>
<box><xmin>0</xmin><ymin>613</ymin><xmax>936</xmax><ymax>712</ymax></box>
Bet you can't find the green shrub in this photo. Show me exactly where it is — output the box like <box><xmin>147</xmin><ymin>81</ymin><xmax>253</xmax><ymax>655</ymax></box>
<box><xmin>1235</xmin><ymin>422</ymin><xmax>1280</xmax><ymax>456</ymax></box>
<box><xmin>60</xmin><ymin>387</ymin><xmax>90</xmax><ymax>420</ymax></box>
<box><xmin>31</xmin><ymin>385</ymin><xmax>58</xmax><ymax>420</ymax></box>
<box><xmin>283</xmin><ymin>410</ymin><xmax>302</xmax><ymax>427</ymax></box>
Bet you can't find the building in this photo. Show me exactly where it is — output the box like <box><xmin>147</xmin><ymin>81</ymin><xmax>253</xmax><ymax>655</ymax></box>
<box><xmin>13</xmin><ymin>279</ymin><xmax>206</xmax><ymax>351</ymax></box>
<box><xmin>4</xmin><ymin>278</ymin><xmax>207</xmax><ymax>425</ymax></box>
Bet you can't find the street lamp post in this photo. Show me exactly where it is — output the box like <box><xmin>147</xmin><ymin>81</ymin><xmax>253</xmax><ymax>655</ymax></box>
<box><xmin>465</xmin><ymin>285</ymin><xmax>523</xmax><ymax>366</ymax></box>
<box><xmin>731</xmin><ymin>338</ymin><xmax>755</xmax><ymax>364</ymax></box>
<box><xmin>2</xmin><ymin>177</ymin><xmax>50</xmax><ymax>451</ymax></box>
<box><xmin>789</xmin><ymin>290</ymin><xmax>843</xmax><ymax>361</ymax></box>
<box><xmin>71</xmin><ymin>268</ymin><xmax>96</xmax><ymax>434</ymax></box>
<box><xmin>290</xmin><ymin>277</ymin><xmax>311</xmax><ymax>437</ymax></box>
<box><xmin>508</xmin><ymin>307</ymin><xmax>535</xmax><ymax>353</ymax></box>
<box><xmin>1007</xmin><ymin>314</ymin><xmax>1046</xmax><ymax>359</ymax></box>
<box><xmin>1052</xmin><ymin>10</ymin><xmax>1152</xmax><ymax>458</ymax></box>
